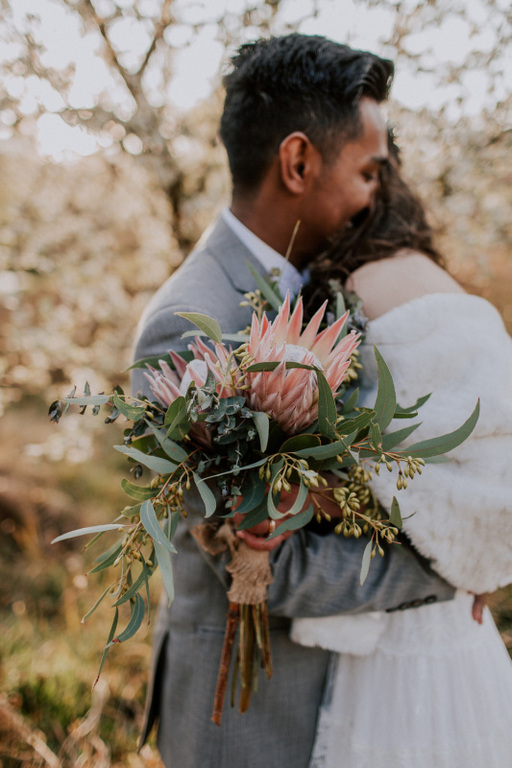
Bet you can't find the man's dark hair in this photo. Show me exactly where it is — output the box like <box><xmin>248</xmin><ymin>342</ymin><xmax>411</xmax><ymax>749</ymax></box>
<box><xmin>220</xmin><ymin>33</ymin><xmax>394</xmax><ymax>193</ymax></box>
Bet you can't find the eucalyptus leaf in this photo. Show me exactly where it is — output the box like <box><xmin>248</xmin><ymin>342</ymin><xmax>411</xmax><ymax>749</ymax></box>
<box><xmin>113</xmin><ymin>564</ymin><xmax>154</xmax><ymax>606</ymax></box>
<box><xmin>370</xmin><ymin>421</ymin><xmax>382</xmax><ymax>450</ymax></box>
<box><xmin>181</xmin><ymin>329</ymin><xmax>248</xmax><ymax>344</ymax></box>
<box><xmin>246</xmin><ymin>261</ymin><xmax>283</xmax><ymax>312</ymax></box>
<box><xmin>52</xmin><ymin>524</ymin><xmax>126</xmax><ymax>544</ymax></box>
<box><xmin>373</xmin><ymin>345</ymin><xmax>397</xmax><ymax>430</ymax></box>
<box><xmin>114</xmin><ymin>445</ymin><xmax>178</xmax><ymax>475</ymax></box>
<box><xmin>127</xmin><ymin>351</ymin><xmax>193</xmax><ymax>371</ymax></box>
<box><xmin>94</xmin><ymin>608</ymin><xmax>119</xmax><ymax>685</ymax></box>
<box><xmin>247</xmin><ymin>361</ymin><xmax>316</xmax><ymax>372</ymax></box>
<box><xmin>140</xmin><ymin>500</ymin><xmax>177</xmax><ymax>554</ymax></box>
<box><xmin>235</xmin><ymin>498</ymin><xmax>270</xmax><ymax>530</ymax></box>
<box><xmin>164</xmin><ymin>396</ymin><xmax>190</xmax><ymax>440</ymax></box>
<box><xmin>267</xmin><ymin>504</ymin><xmax>314</xmax><ymax>539</ymax></box>
<box><xmin>233</xmin><ymin>475</ymin><xmax>266</xmax><ymax>516</ymax></box>
<box><xmin>140</xmin><ymin>553</ymin><xmax>152</xmax><ymax>623</ymax></box>
<box><xmin>335</xmin><ymin>291</ymin><xmax>346</xmax><ymax>321</ymax></box>
<box><xmin>112</xmin><ymin>393</ymin><xmax>146</xmax><ymax>421</ymax></box>
<box><xmin>389</xmin><ymin>496</ymin><xmax>403</xmax><ymax>527</ymax></box>
<box><xmin>398</xmin><ymin>400</ymin><xmax>480</xmax><ymax>459</ymax></box>
<box><xmin>175</xmin><ymin>312</ymin><xmax>223</xmax><ymax>344</ymax></box>
<box><xmin>89</xmin><ymin>542</ymin><xmax>124</xmax><ymax>574</ymax></box>
<box><xmin>169</xmin><ymin>509</ymin><xmax>180</xmax><ymax>540</ymax></box>
<box><xmin>337</xmin><ymin>411</ymin><xmax>373</xmax><ymax>436</ymax></box>
<box><xmin>146</xmin><ymin>424</ymin><xmax>188</xmax><ymax>463</ymax></box>
<box><xmin>268</xmin><ymin>476</ymin><xmax>308</xmax><ymax>521</ymax></box>
<box><xmin>120</xmin><ymin>503</ymin><xmax>142</xmax><ymax>518</ymax></box>
<box><xmin>121</xmin><ymin>478</ymin><xmax>156</xmax><ymax>501</ymax></box>
<box><xmin>360</xmin><ymin>539</ymin><xmax>373</xmax><ymax>586</ymax></box>
<box><xmin>251</xmin><ymin>411</ymin><xmax>270</xmax><ymax>451</ymax></box>
<box><xmin>295</xmin><ymin>438</ymin><xmax>353</xmax><ymax>461</ymax></box>
<box><xmin>381</xmin><ymin>423</ymin><xmax>421</xmax><ymax>451</ymax></box>
<box><xmin>395</xmin><ymin>393</ymin><xmax>431</xmax><ymax>418</ymax></box>
<box><xmin>154</xmin><ymin>541</ymin><xmax>175</xmax><ymax>605</ymax></box>
<box><xmin>108</xmin><ymin>593</ymin><xmax>145</xmax><ymax>646</ymax></box>
<box><xmin>317</xmin><ymin>370</ymin><xmax>337</xmax><ymax>439</ymax></box>
<box><xmin>192</xmin><ymin>473</ymin><xmax>217</xmax><ymax>518</ymax></box>
<box><xmin>81</xmin><ymin>584</ymin><xmax>113</xmax><ymax>623</ymax></box>
<box><xmin>279</xmin><ymin>434</ymin><xmax>321</xmax><ymax>453</ymax></box>
<box><xmin>341</xmin><ymin>387</ymin><xmax>359</xmax><ymax>412</ymax></box>
<box><xmin>206</xmin><ymin>457</ymin><xmax>267</xmax><ymax>480</ymax></box>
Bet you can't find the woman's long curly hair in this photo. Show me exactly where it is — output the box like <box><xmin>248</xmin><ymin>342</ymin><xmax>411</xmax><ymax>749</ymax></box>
<box><xmin>302</xmin><ymin>133</ymin><xmax>445</xmax><ymax>316</ymax></box>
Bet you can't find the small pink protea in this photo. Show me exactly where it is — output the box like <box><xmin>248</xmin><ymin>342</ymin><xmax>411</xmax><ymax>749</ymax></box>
<box><xmin>246</xmin><ymin>293</ymin><xmax>360</xmax><ymax>434</ymax></box>
<box><xmin>145</xmin><ymin>339</ymin><xmax>244</xmax><ymax>446</ymax></box>
<box><xmin>146</xmin><ymin>339</ymin><xmax>243</xmax><ymax>407</ymax></box>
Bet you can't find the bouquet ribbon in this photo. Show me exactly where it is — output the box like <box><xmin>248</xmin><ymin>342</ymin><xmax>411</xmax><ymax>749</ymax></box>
<box><xmin>193</xmin><ymin>520</ymin><xmax>274</xmax><ymax>724</ymax></box>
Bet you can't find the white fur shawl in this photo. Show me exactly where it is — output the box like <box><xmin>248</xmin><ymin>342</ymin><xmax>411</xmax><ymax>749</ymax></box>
<box><xmin>291</xmin><ymin>293</ymin><xmax>512</xmax><ymax>655</ymax></box>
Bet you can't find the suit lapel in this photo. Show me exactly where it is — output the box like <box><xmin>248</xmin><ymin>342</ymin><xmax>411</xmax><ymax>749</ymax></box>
<box><xmin>202</xmin><ymin>216</ymin><xmax>268</xmax><ymax>294</ymax></box>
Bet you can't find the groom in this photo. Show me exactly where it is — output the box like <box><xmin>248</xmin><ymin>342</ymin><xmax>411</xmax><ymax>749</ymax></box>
<box><xmin>133</xmin><ymin>34</ymin><xmax>455</xmax><ymax>768</ymax></box>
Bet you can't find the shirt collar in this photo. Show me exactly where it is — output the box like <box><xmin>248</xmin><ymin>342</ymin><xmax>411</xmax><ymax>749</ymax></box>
<box><xmin>221</xmin><ymin>208</ymin><xmax>305</xmax><ymax>300</ymax></box>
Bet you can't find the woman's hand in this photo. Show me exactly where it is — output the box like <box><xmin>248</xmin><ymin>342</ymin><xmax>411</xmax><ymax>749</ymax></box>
<box><xmin>234</xmin><ymin>512</ymin><xmax>294</xmax><ymax>551</ymax></box>
<box><xmin>233</xmin><ymin>475</ymin><xmax>345</xmax><ymax>551</ymax></box>
<box><xmin>471</xmin><ymin>593</ymin><xmax>487</xmax><ymax>624</ymax></box>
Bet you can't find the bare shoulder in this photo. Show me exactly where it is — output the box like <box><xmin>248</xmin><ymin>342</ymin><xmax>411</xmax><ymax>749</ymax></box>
<box><xmin>345</xmin><ymin>250</ymin><xmax>464</xmax><ymax>320</ymax></box>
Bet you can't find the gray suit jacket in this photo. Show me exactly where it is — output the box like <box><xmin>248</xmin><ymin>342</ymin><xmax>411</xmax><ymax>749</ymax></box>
<box><xmin>132</xmin><ymin>217</ymin><xmax>455</xmax><ymax>768</ymax></box>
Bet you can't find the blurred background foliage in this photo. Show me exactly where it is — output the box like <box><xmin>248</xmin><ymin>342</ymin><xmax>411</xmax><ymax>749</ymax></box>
<box><xmin>0</xmin><ymin>0</ymin><xmax>511</xmax><ymax>765</ymax></box>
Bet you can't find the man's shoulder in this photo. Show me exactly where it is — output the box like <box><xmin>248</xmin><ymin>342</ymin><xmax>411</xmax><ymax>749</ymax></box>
<box><xmin>138</xmin><ymin>215</ymin><xmax>264</xmax><ymax>334</ymax></box>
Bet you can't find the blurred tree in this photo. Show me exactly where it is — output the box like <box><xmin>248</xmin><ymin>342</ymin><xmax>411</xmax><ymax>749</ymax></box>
<box><xmin>0</xmin><ymin>0</ymin><xmax>510</xmax><ymax>244</ymax></box>
<box><xmin>0</xmin><ymin>0</ymin><xmax>300</xmax><ymax>249</ymax></box>
<box><xmin>0</xmin><ymin>0</ymin><xmax>511</xmax><ymax>412</ymax></box>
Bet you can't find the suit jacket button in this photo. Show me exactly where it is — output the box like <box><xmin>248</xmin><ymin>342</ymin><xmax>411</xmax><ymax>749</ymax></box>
<box><xmin>424</xmin><ymin>594</ymin><xmax>437</xmax><ymax>604</ymax></box>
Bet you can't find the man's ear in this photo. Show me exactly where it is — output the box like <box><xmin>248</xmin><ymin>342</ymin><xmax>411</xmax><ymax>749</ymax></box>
<box><xmin>278</xmin><ymin>132</ymin><xmax>321</xmax><ymax>195</ymax></box>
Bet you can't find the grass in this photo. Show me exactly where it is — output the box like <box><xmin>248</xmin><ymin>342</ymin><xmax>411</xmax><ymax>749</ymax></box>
<box><xmin>0</xmin><ymin>398</ymin><xmax>163</xmax><ymax>767</ymax></box>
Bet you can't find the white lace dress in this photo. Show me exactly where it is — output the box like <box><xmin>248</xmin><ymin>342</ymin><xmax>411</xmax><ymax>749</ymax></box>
<box><xmin>307</xmin><ymin>592</ymin><xmax>512</xmax><ymax>768</ymax></box>
<box><xmin>291</xmin><ymin>295</ymin><xmax>512</xmax><ymax>768</ymax></box>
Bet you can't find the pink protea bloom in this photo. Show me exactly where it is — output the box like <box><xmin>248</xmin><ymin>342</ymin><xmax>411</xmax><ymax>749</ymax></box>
<box><xmin>246</xmin><ymin>293</ymin><xmax>360</xmax><ymax>434</ymax></box>
<box><xmin>145</xmin><ymin>339</ymin><xmax>244</xmax><ymax>447</ymax></box>
<box><xmin>145</xmin><ymin>339</ymin><xmax>244</xmax><ymax>406</ymax></box>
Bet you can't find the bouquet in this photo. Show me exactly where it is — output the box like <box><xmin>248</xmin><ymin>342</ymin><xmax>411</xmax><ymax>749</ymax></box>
<box><xmin>50</xmin><ymin>280</ymin><xmax>479</xmax><ymax>724</ymax></box>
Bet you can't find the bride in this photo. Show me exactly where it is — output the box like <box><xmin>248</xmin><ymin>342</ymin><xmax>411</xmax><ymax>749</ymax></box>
<box><xmin>287</xmin><ymin>139</ymin><xmax>512</xmax><ymax>767</ymax></box>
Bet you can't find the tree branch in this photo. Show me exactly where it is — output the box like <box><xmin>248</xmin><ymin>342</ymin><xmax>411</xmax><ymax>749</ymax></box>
<box><xmin>137</xmin><ymin>0</ymin><xmax>174</xmax><ymax>77</ymax></box>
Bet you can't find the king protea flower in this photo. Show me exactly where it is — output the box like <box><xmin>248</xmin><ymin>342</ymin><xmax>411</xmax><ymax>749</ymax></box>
<box><xmin>246</xmin><ymin>293</ymin><xmax>360</xmax><ymax>434</ymax></box>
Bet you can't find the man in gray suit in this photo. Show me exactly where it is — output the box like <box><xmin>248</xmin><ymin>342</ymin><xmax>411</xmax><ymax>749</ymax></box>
<box><xmin>132</xmin><ymin>34</ymin><xmax>454</xmax><ymax>768</ymax></box>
